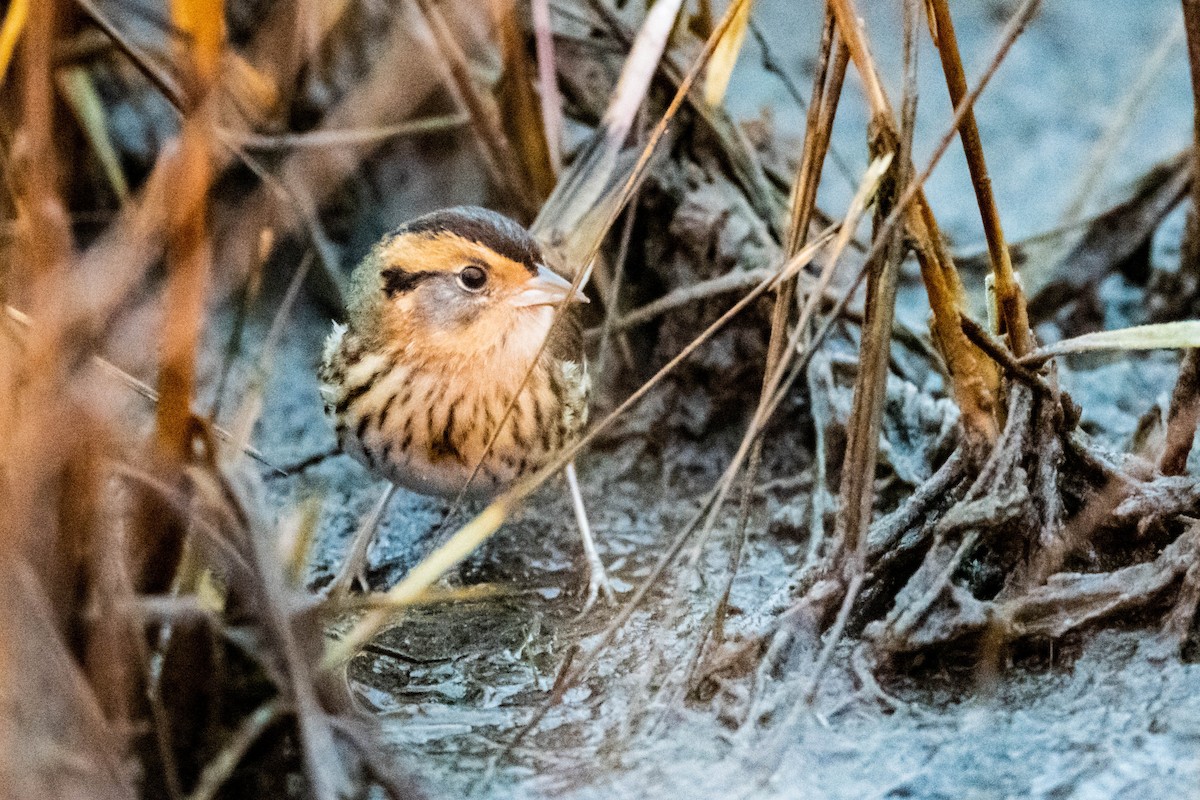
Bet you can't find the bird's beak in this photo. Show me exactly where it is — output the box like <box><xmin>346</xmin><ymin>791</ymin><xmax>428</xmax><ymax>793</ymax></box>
<box><xmin>510</xmin><ymin>264</ymin><xmax>589</xmax><ymax>307</ymax></box>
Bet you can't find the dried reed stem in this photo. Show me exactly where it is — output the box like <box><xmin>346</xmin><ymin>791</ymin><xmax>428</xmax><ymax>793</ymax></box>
<box><xmin>926</xmin><ymin>0</ymin><xmax>1032</xmax><ymax>356</ymax></box>
<box><xmin>797</xmin><ymin>0</ymin><xmax>920</xmax><ymax>712</ymax></box>
<box><xmin>531</xmin><ymin>0</ymin><xmax>564</xmax><ymax>172</ymax></box>
<box><xmin>414</xmin><ymin>0</ymin><xmax>538</xmax><ymax>218</ymax></box>
<box><xmin>141</xmin><ymin>0</ymin><xmax>223</xmax><ymax>593</ymax></box>
<box><xmin>718</xmin><ymin>3</ymin><xmax>844</xmax><ymax>644</ymax></box>
<box><xmin>829</xmin><ymin>0</ymin><xmax>999</xmax><ymax>446</ymax></box>
<box><xmin>1160</xmin><ymin>349</ymin><xmax>1200</xmax><ymax>475</ymax></box>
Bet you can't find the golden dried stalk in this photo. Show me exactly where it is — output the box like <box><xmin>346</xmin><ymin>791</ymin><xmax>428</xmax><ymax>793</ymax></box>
<box><xmin>829</xmin><ymin>0</ymin><xmax>999</xmax><ymax>446</ymax></box>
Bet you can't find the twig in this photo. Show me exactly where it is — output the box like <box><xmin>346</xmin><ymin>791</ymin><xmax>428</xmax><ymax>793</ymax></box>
<box><xmin>588</xmin><ymin>265</ymin><xmax>794</xmax><ymax>334</ymax></box>
<box><xmin>73</xmin><ymin>0</ymin><xmax>185</xmax><ymax>108</ymax></box>
<box><xmin>959</xmin><ymin>314</ymin><xmax>1052</xmax><ymax>395</ymax></box>
<box><xmin>1159</xmin><ymin>349</ymin><xmax>1200</xmax><ymax>475</ymax></box>
<box><xmin>219</xmin><ymin>114</ymin><xmax>470</xmax><ymax>149</ymax></box>
<box><xmin>186</xmin><ymin>700</ymin><xmax>287</xmax><ymax>800</ymax></box>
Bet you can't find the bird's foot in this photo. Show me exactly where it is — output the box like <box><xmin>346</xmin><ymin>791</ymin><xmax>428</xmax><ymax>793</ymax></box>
<box><xmin>580</xmin><ymin>546</ymin><xmax>617</xmax><ymax>613</ymax></box>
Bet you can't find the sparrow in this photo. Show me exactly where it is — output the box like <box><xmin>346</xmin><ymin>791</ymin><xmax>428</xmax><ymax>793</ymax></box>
<box><xmin>318</xmin><ymin>206</ymin><xmax>613</xmax><ymax>606</ymax></box>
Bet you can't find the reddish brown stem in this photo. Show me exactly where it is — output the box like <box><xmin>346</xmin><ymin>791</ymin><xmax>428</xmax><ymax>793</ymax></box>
<box><xmin>926</xmin><ymin>0</ymin><xmax>1032</xmax><ymax>356</ymax></box>
<box><xmin>828</xmin><ymin>0</ymin><xmax>999</xmax><ymax>446</ymax></box>
<box><xmin>1160</xmin><ymin>349</ymin><xmax>1200</xmax><ymax>475</ymax></box>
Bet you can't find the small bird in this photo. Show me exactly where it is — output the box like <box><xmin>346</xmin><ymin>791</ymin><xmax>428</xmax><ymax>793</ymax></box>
<box><xmin>318</xmin><ymin>206</ymin><xmax>612</xmax><ymax>605</ymax></box>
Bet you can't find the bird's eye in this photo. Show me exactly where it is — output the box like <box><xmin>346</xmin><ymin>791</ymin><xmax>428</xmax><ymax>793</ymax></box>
<box><xmin>457</xmin><ymin>265</ymin><xmax>488</xmax><ymax>292</ymax></box>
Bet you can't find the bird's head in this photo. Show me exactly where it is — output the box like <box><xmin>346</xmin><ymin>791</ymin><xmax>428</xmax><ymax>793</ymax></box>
<box><xmin>347</xmin><ymin>207</ymin><xmax>587</xmax><ymax>365</ymax></box>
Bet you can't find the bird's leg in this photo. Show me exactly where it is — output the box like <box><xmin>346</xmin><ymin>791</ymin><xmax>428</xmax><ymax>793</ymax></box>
<box><xmin>564</xmin><ymin>461</ymin><xmax>615</xmax><ymax>610</ymax></box>
<box><xmin>325</xmin><ymin>483</ymin><xmax>397</xmax><ymax>601</ymax></box>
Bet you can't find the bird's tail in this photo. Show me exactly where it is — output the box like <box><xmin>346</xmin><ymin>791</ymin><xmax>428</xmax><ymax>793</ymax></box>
<box><xmin>529</xmin><ymin>0</ymin><xmax>686</xmax><ymax>282</ymax></box>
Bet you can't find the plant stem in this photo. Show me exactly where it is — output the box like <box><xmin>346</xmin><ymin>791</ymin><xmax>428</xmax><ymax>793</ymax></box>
<box><xmin>926</xmin><ymin>0</ymin><xmax>1032</xmax><ymax>357</ymax></box>
<box><xmin>828</xmin><ymin>0</ymin><xmax>999</xmax><ymax>446</ymax></box>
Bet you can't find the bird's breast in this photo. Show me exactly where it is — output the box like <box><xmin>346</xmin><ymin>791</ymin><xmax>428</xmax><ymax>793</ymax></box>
<box><xmin>323</xmin><ymin>327</ymin><xmax>589</xmax><ymax>498</ymax></box>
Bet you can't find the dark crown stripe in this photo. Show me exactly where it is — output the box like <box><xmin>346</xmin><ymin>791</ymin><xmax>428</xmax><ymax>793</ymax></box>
<box><xmin>393</xmin><ymin>206</ymin><xmax>540</xmax><ymax>275</ymax></box>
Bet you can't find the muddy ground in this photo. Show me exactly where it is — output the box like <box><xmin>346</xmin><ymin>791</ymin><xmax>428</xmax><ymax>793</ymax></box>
<box><xmin>224</xmin><ymin>0</ymin><xmax>1200</xmax><ymax>796</ymax></box>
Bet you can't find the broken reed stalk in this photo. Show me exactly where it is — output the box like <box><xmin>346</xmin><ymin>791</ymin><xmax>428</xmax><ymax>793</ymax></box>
<box><xmin>925</xmin><ymin>0</ymin><xmax>1032</xmax><ymax>357</ymax></box>
<box><xmin>1163</xmin><ymin>0</ymin><xmax>1200</xmax><ymax>474</ymax></box>
<box><xmin>828</xmin><ymin>0</ymin><xmax>999</xmax><ymax>447</ymax></box>
<box><xmin>836</xmin><ymin>7</ymin><xmax>918</xmax><ymax>584</ymax></box>
<box><xmin>1161</xmin><ymin>350</ymin><xmax>1200</xmax><ymax>475</ymax></box>
<box><xmin>413</xmin><ymin>0</ymin><xmax>538</xmax><ymax>219</ymax></box>
<box><xmin>494</xmin><ymin>0</ymin><xmax>557</xmax><ymax>200</ymax></box>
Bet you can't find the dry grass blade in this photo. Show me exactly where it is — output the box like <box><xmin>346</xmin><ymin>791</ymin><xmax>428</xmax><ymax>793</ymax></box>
<box><xmin>703</xmin><ymin>0</ymin><xmax>753</xmax><ymax>106</ymax></box>
<box><xmin>1025</xmin><ymin>321</ymin><xmax>1200</xmax><ymax>361</ymax></box>
<box><xmin>0</xmin><ymin>0</ymin><xmax>28</xmax><ymax>84</ymax></box>
<box><xmin>56</xmin><ymin>66</ymin><xmax>130</xmax><ymax>201</ymax></box>
<box><xmin>531</xmin><ymin>0</ymin><xmax>564</xmax><ymax>171</ymax></box>
<box><xmin>324</xmin><ymin>503</ymin><xmax>511</xmax><ymax>666</ymax></box>
<box><xmin>222</xmin><ymin>114</ymin><xmax>470</xmax><ymax>150</ymax></box>
<box><xmin>715</xmin><ymin>8</ymin><xmax>847</xmax><ymax>647</ymax></box>
<box><xmin>186</xmin><ymin>700</ymin><xmax>286</xmax><ymax>800</ymax></box>
<box><xmin>531</xmin><ymin>0</ymin><xmax>686</xmax><ymax>268</ymax></box>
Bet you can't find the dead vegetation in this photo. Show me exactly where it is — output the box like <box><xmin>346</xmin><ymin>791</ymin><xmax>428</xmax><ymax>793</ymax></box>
<box><xmin>5</xmin><ymin>0</ymin><xmax>1200</xmax><ymax>797</ymax></box>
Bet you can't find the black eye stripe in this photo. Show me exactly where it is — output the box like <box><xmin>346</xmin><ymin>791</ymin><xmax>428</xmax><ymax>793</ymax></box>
<box><xmin>381</xmin><ymin>268</ymin><xmax>438</xmax><ymax>296</ymax></box>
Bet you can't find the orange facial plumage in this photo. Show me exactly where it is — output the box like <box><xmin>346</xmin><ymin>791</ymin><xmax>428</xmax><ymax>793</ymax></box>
<box><xmin>318</xmin><ymin>206</ymin><xmax>590</xmax><ymax>499</ymax></box>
